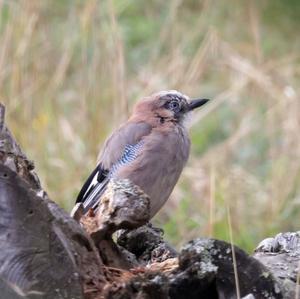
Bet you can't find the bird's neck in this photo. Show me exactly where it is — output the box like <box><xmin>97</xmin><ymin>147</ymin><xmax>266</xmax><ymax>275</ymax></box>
<box><xmin>129</xmin><ymin>112</ymin><xmax>177</xmax><ymax>128</ymax></box>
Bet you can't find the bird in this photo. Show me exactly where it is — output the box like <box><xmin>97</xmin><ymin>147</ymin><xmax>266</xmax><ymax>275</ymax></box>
<box><xmin>75</xmin><ymin>90</ymin><xmax>209</xmax><ymax>219</ymax></box>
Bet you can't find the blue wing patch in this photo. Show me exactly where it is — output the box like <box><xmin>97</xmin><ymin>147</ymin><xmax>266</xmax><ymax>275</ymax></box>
<box><xmin>109</xmin><ymin>141</ymin><xmax>144</xmax><ymax>176</ymax></box>
<box><xmin>82</xmin><ymin>140</ymin><xmax>144</xmax><ymax>212</ymax></box>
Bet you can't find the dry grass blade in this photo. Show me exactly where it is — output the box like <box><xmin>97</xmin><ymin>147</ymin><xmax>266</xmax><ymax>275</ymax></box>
<box><xmin>227</xmin><ymin>205</ymin><xmax>240</xmax><ymax>299</ymax></box>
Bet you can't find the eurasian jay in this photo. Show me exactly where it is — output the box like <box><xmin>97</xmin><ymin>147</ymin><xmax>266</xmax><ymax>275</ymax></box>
<box><xmin>76</xmin><ymin>90</ymin><xmax>209</xmax><ymax>218</ymax></box>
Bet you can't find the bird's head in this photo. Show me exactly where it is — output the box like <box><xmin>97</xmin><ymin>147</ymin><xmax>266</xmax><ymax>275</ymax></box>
<box><xmin>132</xmin><ymin>90</ymin><xmax>209</xmax><ymax>126</ymax></box>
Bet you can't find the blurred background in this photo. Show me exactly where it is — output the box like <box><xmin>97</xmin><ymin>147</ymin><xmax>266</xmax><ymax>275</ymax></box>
<box><xmin>0</xmin><ymin>0</ymin><xmax>299</xmax><ymax>252</ymax></box>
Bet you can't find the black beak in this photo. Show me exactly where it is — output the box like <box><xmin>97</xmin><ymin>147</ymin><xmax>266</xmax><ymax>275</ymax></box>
<box><xmin>188</xmin><ymin>98</ymin><xmax>210</xmax><ymax>111</ymax></box>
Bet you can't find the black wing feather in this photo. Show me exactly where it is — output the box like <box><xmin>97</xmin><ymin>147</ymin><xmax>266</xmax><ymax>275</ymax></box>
<box><xmin>76</xmin><ymin>165</ymin><xmax>107</xmax><ymax>204</ymax></box>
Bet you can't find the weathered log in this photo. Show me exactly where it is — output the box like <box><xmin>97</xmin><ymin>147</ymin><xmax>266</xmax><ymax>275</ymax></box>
<box><xmin>117</xmin><ymin>224</ymin><xmax>178</xmax><ymax>264</ymax></box>
<box><xmin>254</xmin><ymin>232</ymin><xmax>300</xmax><ymax>299</ymax></box>
<box><xmin>78</xmin><ymin>178</ymin><xmax>152</xmax><ymax>270</ymax></box>
<box><xmin>0</xmin><ymin>105</ymin><xmax>106</xmax><ymax>299</ymax></box>
<box><xmin>80</xmin><ymin>179</ymin><xmax>150</xmax><ymax>242</ymax></box>
<box><xmin>105</xmin><ymin>237</ymin><xmax>285</xmax><ymax>299</ymax></box>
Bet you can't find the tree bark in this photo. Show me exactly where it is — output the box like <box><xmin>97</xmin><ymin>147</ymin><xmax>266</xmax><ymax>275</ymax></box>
<box><xmin>0</xmin><ymin>104</ymin><xmax>106</xmax><ymax>299</ymax></box>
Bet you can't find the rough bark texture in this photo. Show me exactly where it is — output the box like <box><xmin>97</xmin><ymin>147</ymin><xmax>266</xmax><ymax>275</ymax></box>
<box><xmin>0</xmin><ymin>104</ymin><xmax>106</xmax><ymax>299</ymax></box>
<box><xmin>0</xmin><ymin>103</ymin><xmax>299</xmax><ymax>299</ymax></box>
<box><xmin>254</xmin><ymin>232</ymin><xmax>300</xmax><ymax>299</ymax></box>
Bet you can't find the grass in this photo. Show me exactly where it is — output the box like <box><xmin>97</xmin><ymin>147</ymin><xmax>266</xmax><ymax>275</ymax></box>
<box><xmin>0</xmin><ymin>0</ymin><xmax>300</xmax><ymax>253</ymax></box>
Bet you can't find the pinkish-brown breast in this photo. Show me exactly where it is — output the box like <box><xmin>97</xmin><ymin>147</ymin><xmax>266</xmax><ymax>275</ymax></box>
<box><xmin>114</xmin><ymin>123</ymin><xmax>190</xmax><ymax>218</ymax></box>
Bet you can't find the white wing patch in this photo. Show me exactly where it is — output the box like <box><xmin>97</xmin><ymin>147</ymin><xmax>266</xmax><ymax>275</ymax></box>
<box><xmin>82</xmin><ymin>170</ymin><xmax>100</xmax><ymax>199</ymax></box>
<box><xmin>109</xmin><ymin>141</ymin><xmax>144</xmax><ymax>176</ymax></box>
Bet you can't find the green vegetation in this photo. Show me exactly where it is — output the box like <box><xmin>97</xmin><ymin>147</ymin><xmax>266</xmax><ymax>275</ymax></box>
<box><xmin>1</xmin><ymin>0</ymin><xmax>299</xmax><ymax>252</ymax></box>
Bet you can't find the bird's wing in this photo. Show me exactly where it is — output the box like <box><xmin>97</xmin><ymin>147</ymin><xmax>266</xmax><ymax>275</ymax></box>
<box><xmin>76</xmin><ymin>121</ymin><xmax>152</xmax><ymax>213</ymax></box>
<box><xmin>97</xmin><ymin>121</ymin><xmax>152</xmax><ymax>169</ymax></box>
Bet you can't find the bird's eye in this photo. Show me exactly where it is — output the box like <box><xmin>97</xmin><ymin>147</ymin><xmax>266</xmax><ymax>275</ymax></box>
<box><xmin>167</xmin><ymin>101</ymin><xmax>181</xmax><ymax>112</ymax></box>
